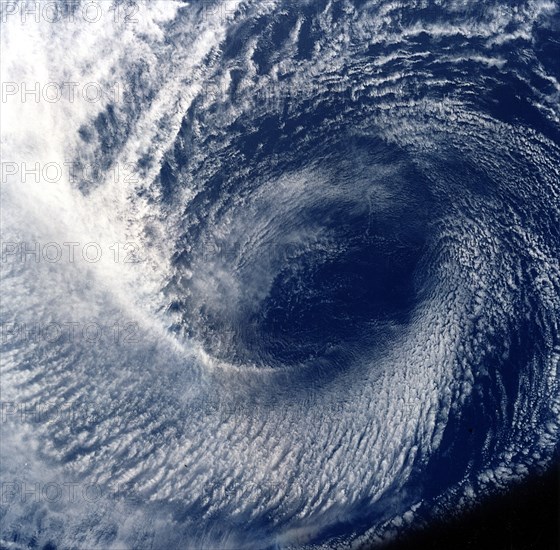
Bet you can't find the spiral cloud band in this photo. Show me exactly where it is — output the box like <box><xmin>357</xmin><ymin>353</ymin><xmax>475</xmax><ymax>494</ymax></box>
<box><xmin>1</xmin><ymin>0</ymin><xmax>559</xmax><ymax>548</ymax></box>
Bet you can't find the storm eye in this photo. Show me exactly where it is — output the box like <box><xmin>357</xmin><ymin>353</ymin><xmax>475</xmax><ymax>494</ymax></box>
<box><xmin>175</xmin><ymin>137</ymin><xmax>434</xmax><ymax>370</ymax></box>
<box><xmin>253</xmin><ymin>230</ymin><xmax>424</xmax><ymax>365</ymax></box>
